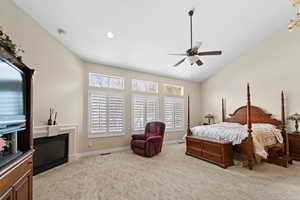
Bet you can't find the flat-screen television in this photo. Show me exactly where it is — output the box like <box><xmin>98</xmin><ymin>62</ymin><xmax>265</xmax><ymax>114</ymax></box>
<box><xmin>0</xmin><ymin>56</ymin><xmax>25</xmax><ymax>167</ymax></box>
<box><xmin>0</xmin><ymin>56</ymin><xmax>26</xmax><ymax>130</ymax></box>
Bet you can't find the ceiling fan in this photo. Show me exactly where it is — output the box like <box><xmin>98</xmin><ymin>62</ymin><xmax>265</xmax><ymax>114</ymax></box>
<box><xmin>170</xmin><ymin>9</ymin><xmax>222</xmax><ymax>67</ymax></box>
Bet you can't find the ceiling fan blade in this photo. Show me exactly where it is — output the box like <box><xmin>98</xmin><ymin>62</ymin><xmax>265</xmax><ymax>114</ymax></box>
<box><xmin>168</xmin><ymin>53</ymin><xmax>187</xmax><ymax>56</ymax></box>
<box><xmin>174</xmin><ymin>58</ymin><xmax>186</xmax><ymax>67</ymax></box>
<box><xmin>197</xmin><ymin>51</ymin><xmax>222</xmax><ymax>56</ymax></box>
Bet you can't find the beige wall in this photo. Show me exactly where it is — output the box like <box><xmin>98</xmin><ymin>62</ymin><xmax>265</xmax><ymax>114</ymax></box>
<box><xmin>81</xmin><ymin>62</ymin><xmax>201</xmax><ymax>153</ymax></box>
<box><xmin>1</xmin><ymin>0</ymin><xmax>84</xmax><ymax>144</ymax></box>
<box><xmin>200</xmin><ymin>28</ymin><xmax>300</xmax><ymax>131</ymax></box>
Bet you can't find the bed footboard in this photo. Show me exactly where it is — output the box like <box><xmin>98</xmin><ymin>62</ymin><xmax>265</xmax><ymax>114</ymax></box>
<box><xmin>186</xmin><ymin>136</ymin><xmax>234</xmax><ymax>168</ymax></box>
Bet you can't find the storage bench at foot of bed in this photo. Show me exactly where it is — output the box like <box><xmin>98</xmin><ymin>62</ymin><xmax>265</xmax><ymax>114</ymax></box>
<box><xmin>186</xmin><ymin>136</ymin><xmax>234</xmax><ymax>168</ymax></box>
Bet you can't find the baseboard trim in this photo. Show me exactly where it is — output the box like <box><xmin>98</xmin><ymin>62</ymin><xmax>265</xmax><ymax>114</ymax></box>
<box><xmin>78</xmin><ymin>139</ymin><xmax>185</xmax><ymax>159</ymax></box>
<box><xmin>164</xmin><ymin>139</ymin><xmax>185</xmax><ymax>145</ymax></box>
<box><xmin>78</xmin><ymin>146</ymin><xmax>130</xmax><ymax>159</ymax></box>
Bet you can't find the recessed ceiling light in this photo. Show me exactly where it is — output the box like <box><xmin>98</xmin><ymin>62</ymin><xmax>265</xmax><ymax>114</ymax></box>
<box><xmin>107</xmin><ymin>32</ymin><xmax>114</xmax><ymax>39</ymax></box>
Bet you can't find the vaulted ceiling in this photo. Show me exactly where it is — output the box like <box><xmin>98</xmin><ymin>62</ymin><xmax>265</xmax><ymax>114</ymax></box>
<box><xmin>14</xmin><ymin>0</ymin><xmax>295</xmax><ymax>82</ymax></box>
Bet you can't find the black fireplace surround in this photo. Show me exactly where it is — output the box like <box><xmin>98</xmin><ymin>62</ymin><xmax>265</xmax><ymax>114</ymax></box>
<box><xmin>33</xmin><ymin>134</ymin><xmax>69</xmax><ymax>175</ymax></box>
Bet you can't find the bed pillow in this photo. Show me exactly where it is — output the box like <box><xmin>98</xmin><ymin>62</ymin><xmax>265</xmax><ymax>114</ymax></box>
<box><xmin>250</xmin><ymin>123</ymin><xmax>276</xmax><ymax>130</ymax></box>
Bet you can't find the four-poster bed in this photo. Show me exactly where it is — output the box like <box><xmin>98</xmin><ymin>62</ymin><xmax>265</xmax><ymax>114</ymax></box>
<box><xmin>186</xmin><ymin>84</ymin><xmax>291</xmax><ymax>169</ymax></box>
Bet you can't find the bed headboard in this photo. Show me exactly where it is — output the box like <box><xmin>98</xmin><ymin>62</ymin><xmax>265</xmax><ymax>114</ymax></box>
<box><xmin>224</xmin><ymin>105</ymin><xmax>281</xmax><ymax>126</ymax></box>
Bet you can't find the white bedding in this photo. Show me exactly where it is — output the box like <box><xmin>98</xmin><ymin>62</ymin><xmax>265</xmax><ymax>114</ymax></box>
<box><xmin>191</xmin><ymin>122</ymin><xmax>247</xmax><ymax>145</ymax></box>
<box><xmin>190</xmin><ymin>122</ymin><xmax>283</xmax><ymax>158</ymax></box>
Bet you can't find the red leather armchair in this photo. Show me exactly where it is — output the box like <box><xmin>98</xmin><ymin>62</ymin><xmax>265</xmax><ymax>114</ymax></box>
<box><xmin>131</xmin><ymin>121</ymin><xmax>166</xmax><ymax>157</ymax></box>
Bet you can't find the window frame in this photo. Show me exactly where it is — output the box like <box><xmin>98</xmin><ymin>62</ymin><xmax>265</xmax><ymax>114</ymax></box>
<box><xmin>88</xmin><ymin>90</ymin><xmax>125</xmax><ymax>138</ymax></box>
<box><xmin>89</xmin><ymin>72</ymin><xmax>124</xmax><ymax>90</ymax></box>
<box><xmin>163</xmin><ymin>84</ymin><xmax>184</xmax><ymax>96</ymax></box>
<box><xmin>164</xmin><ymin>97</ymin><xmax>185</xmax><ymax>132</ymax></box>
<box><xmin>132</xmin><ymin>79</ymin><xmax>158</xmax><ymax>94</ymax></box>
<box><xmin>131</xmin><ymin>94</ymin><xmax>160</xmax><ymax>133</ymax></box>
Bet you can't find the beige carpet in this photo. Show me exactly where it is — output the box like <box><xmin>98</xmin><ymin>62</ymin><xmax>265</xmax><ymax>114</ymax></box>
<box><xmin>34</xmin><ymin>144</ymin><xmax>300</xmax><ymax>200</ymax></box>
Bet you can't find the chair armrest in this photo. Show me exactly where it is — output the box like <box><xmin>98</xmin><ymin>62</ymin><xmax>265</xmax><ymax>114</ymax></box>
<box><xmin>147</xmin><ymin>136</ymin><xmax>162</xmax><ymax>143</ymax></box>
<box><xmin>132</xmin><ymin>134</ymin><xmax>146</xmax><ymax>140</ymax></box>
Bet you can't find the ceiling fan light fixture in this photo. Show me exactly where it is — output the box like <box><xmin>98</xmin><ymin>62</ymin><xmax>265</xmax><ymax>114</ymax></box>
<box><xmin>289</xmin><ymin>1</ymin><xmax>300</xmax><ymax>32</ymax></box>
<box><xmin>169</xmin><ymin>9</ymin><xmax>222</xmax><ymax>67</ymax></box>
<box><xmin>293</xmin><ymin>0</ymin><xmax>300</xmax><ymax>7</ymax></box>
<box><xmin>288</xmin><ymin>24</ymin><xmax>294</xmax><ymax>32</ymax></box>
<box><xmin>106</xmin><ymin>32</ymin><xmax>114</xmax><ymax>39</ymax></box>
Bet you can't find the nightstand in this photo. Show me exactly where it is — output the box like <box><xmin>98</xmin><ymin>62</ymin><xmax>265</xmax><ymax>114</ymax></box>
<box><xmin>289</xmin><ymin>132</ymin><xmax>300</xmax><ymax>161</ymax></box>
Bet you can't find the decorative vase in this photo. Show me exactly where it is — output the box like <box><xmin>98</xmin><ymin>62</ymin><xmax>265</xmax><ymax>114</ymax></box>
<box><xmin>48</xmin><ymin>108</ymin><xmax>54</xmax><ymax>126</ymax></box>
<box><xmin>47</xmin><ymin>118</ymin><xmax>52</xmax><ymax>126</ymax></box>
<box><xmin>53</xmin><ymin>112</ymin><xmax>58</xmax><ymax>126</ymax></box>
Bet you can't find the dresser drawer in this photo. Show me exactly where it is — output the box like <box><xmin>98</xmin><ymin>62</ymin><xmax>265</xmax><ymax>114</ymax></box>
<box><xmin>0</xmin><ymin>155</ymin><xmax>33</xmax><ymax>195</ymax></box>
<box><xmin>187</xmin><ymin>138</ymin><xmax>202</xmax><ymax>147</ymax></box>
<box><xmin>186</xmin><ymin>136</ymin><xmax>233</xmax><ymax>168</ymax></box>
<box><xmin>202</xmin><ymin>141</ymin><xmax>222</xmax><ymax>154</ymax></box>
<box><xmin>290</xmin><ymin>140</ymin><xmax>300</xmax><ymax>153</ymax></box>
<box><xmin>289</xmin><ymin>135</ymin><xmax>300</xmax><ymax>152</ymax></box>
<box><xmin>186</xmin><ymin>147</ymin><xmax>202</xmax><ymax>156</ymax></box>
<box><xmin>202</xmin><ymin>151</ymin><xmax>222</xmax><ymax>163</ymax></box>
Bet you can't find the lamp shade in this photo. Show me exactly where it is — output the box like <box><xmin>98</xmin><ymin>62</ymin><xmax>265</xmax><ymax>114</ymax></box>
<box><xmin>204</xmin><ymin>114</ymin><xmax>214</xmax><ymax>119</ymax></box>
<box><xmin>289</xmin><ymin>113</ymin><xmax>300</xmax><ymax>121</ymax></box>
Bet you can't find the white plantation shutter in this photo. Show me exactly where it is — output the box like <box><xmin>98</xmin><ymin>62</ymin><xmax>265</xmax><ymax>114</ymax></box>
<box><xmin>146</xmin><ymin>98</ymin><xmax>159</xmax><ymax>122</ymax></box>
<box><xmin>132</xmin><ymin>95</ymin><xmax>159</xmax><ymax>131</ymax></box>
<box><xmin>89</xmin><ymin>91</ymin><xmax>124</xmax><ymax>137</ymax></box>
<box><xmin>108</xmin><ymin>94</ymin><xmax>124</xmax><ymax>133</ymax></box>
<box><xmin>164</xmin><ymin>97</ymin><xmax>184</xmax><ymax>131</ymax></box>
<box><xmin>132</xmin><ymin>96</ymin><xmax>145</xmax><ymax>131</ymax></box>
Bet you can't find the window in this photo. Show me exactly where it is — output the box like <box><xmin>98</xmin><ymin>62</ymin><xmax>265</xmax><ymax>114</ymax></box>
<box><xmin>132</xmin><ymin>95</ymin><xmax>159</xmax><ymax>131</ymax></box>
<box><xmin>88</xmin><ymin>91</ymin><xmax>125</xmax><ymax>137</ymax></box>
<box><xmin>132</xmin><ymin>79</ymin><xmax>158</xmax><ymax>93</ymax></box>
<box><xmin>164</xmin><ymin>97</ymin><xmax>184</xmax><ymax>131</ymax></box>
<box><xmin>89</xmin><ymin>73</ymin><xmax>124</xmax><ymax>89</ymax></box>
<box><xmin>164</xmin><ymin>84</ymin><xmax>184</xmax><ymax>96</ymax></box>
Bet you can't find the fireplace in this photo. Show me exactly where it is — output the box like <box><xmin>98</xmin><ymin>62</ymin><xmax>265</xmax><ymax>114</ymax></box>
<box><xmin>33</xmin><ymin>134</ymin><xmax>69</xmax><ymax>175</ymax></box>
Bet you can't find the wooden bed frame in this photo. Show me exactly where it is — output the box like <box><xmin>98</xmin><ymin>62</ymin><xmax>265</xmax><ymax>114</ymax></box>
<box><xmin>186</xmin><ymin>84</ymin><xmax>291</xmax><ymax>169</ymax></box>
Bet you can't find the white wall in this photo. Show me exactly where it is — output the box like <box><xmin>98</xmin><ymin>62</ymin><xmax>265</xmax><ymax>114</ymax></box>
<box><xmin>200</xmin><ymin>27</ymin><xmax>300</xmax><ymax>131</ymax></box>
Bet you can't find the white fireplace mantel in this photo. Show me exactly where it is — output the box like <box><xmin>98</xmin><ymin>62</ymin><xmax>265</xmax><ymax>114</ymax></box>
<box><xmin>33</xmin><ymin>124</ymin><xmax>79</xmax><ymax>161</ymax></box>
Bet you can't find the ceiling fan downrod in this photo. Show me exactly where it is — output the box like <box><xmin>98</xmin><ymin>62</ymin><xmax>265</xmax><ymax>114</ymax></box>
<box><xmin>189</xmin><ymin>9</ymin><xmax>194</xmax><ymax>49</ymax></box>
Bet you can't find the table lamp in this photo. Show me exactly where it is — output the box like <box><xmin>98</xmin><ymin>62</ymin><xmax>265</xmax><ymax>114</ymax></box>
<box><xmin>288</xmin><ymin>113</ymin><xmax>300</xmax><ymax>133</ymax></box>
<box><xmin>204</xmin><ymin>114</ymin><xmax>214</xmax><ymax>125</ymax></box>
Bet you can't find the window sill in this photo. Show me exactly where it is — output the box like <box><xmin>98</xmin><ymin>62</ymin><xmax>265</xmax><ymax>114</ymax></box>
<box><xmin>88</xmin><ymin>133</ymin><xmax>125</xmax><ymax>139</ymax></box>
<box><xmin>132</xmin><ymin>130</ymin><xmax>144</xmax><ymax>135</ymax></box>
<box><xmin>166</xmin><ymin>129</ymin><xmax>185</xmax><ymax>133</ymax></box>
<box><xmin>89</xmin><ymin>86</ymin><xmax>124</xmax><ymax>91</ymax></box>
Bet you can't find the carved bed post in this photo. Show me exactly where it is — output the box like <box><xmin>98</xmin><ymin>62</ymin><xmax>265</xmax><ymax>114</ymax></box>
<box><xmin>246</xmin><ymin>84</ymin><xmax>255</xmax><ymax>170</ymax></box>
<box><xmin>222</xmin><ymin>98</ymin><xmax>225</xmax><ymax>122</ymax></box>
<box><xmin>281</xmin><ymin>91</ymin><xmax>289</xmax><ymax>156</ymax></box>
<box><xmin>187</xmin><ymin>96</ymin><xmax>192</xmax><ymax>136</ymax></box>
